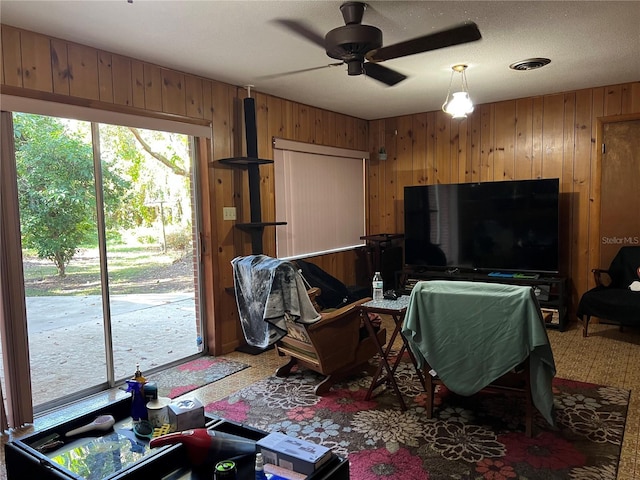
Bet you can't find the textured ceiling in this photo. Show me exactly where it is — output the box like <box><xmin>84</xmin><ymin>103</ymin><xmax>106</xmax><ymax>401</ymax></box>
<box><xmin>1</xmin><ymin>1</ymin><xmax>639</xmax><ymax>120</ymax></box>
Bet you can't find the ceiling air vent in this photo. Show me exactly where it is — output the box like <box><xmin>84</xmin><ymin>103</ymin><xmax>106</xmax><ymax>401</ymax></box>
<box><xmin>509</xmin><ymin>58</ymin><xmax>551</xmax><ymax>71</ymax></box>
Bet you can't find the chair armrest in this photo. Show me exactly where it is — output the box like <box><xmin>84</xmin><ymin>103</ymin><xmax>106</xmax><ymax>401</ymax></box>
<box><xmin>306</xmin><ymin>297</ymin><xmax>372</xmax><ymax>332</ymax></box>
<box><xmin>592</xmin><ymin>268</ymin><xmax>612</xmax><ymax>287</ymax></box>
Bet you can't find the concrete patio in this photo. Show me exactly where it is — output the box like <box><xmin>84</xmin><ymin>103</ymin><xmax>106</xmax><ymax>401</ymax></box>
<box><xmin>2</xmin><ymin>293</ymin><xmax>200</xmax><ymax>408</ymax></box>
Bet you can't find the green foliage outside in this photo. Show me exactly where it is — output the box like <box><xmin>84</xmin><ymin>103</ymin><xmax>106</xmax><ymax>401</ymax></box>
<box><xmin>14</xmin><ymin>113</ymin><xmax>193</xmax><ymax>279</ymax></box>
<box><xmin>14</xmin><ymin>114</ymin><xmax>131</xmax><ymax>276</ymax></box>
<box><xmin>98</xmin><ymin>124</ymin><xmax>192</xmax><ymax>230</ymax></box>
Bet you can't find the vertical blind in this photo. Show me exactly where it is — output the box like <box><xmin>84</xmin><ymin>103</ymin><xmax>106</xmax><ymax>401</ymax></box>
<box><xmin>273</xmin><ymin>139</ymin><xmax>368</xmax><ymax>259</ymax></box>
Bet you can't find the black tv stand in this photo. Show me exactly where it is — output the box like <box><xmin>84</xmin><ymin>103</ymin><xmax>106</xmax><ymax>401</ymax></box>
<box><xmin>399</xmin><ymin>268</ymin><xmax>568</xmax><ymax>331</ymax></box>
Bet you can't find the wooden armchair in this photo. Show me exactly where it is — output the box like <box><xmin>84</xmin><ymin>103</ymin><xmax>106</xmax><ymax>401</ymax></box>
<box><xmin>275</xmin><ymin>288</ymin><xmax>387</xmax><ymax>395</ymax></box>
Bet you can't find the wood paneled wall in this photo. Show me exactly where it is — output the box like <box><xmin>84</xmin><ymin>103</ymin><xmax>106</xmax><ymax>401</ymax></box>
<box><xmin>368</xmin><ymin>84</ymin><xmax>640</xmax><ymax>314</ymax></box>
<box><xmin>2</xmin><ymin>25</ymin><xmax>639</xmax><ymax>352</ymax></box>
<box><xmin>0</xmin><ymin>25</ymin><xmax>368</xmax><ymax>354</ymax></box>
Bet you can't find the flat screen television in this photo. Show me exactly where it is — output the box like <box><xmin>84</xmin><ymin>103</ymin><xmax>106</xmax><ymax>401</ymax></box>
<box><xmin>404</xmin><ymin>178</ymin><xmax>560</xmax><ymax>274</ymax></box>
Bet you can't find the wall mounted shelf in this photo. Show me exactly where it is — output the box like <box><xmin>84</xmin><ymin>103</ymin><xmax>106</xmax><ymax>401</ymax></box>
<box><xmin>236</xmin><ymin>222</ymin><xmax>288</xmax><ymax>229</ymax></box>
<box><xmin>215</xmin><ymin>157</ymin><xmax>274</xmax><ymax>167</ymax></box>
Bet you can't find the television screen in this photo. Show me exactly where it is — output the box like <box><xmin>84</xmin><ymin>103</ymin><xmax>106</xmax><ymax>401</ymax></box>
<box><xmin>404</xmin><ymin>178</ymin><xmax>560</xmax><ymax>273</ymax></box>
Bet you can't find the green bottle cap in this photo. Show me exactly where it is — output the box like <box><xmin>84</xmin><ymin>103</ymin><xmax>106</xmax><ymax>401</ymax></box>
<box><xmin>214</xmin><ymin>460</ymin><xmax>236</xmax><ymax>478</ymax></box>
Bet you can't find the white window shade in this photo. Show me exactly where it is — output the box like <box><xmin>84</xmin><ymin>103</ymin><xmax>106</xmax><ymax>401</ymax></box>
<box><xmin>274</xmin><ymin>141</ymin><xmax>367</xmax><ymax>259</ymax></box>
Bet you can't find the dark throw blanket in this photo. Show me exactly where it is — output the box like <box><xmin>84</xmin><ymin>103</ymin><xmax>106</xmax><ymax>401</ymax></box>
<box><xmin>231</xmin><ymin>255</ymin><xmax>321</xmax><ymax>348</ymax></box>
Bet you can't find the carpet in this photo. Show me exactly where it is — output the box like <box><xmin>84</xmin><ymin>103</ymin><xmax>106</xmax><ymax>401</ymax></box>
<box><xmin>147</xmin><ymin>356</ymin><xmax>250</xmax><ymax>399</ymax></box>
<box><xmin>203</xmin><ymin>360</ymin><xmax>629</xmax><ymax>480</ymax></box>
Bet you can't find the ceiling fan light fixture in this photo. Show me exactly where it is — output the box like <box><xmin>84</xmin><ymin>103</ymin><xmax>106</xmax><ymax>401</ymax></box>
<box><xmin>442</xmin><ymin>64</ymin><xmax>474</xmax><ymax>118</ymax></box>
<box><xmin>444</xmin><ymin>91</ymin><xmax>474</xmax><ymax>119</ymax></box>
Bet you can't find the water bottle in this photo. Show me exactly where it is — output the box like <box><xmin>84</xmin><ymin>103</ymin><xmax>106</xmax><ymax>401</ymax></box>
<box><xmin>372</xmin><ymin>271</ymin><xmax>384</xmax><ymax>301</ymax></box>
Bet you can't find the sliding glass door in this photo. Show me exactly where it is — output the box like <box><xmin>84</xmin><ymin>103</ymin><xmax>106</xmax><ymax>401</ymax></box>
<box><xmin>15</xmin><ymin>114</ymin><xmax>108</xmax><ymax>408</ymax></box>
<box><xmin>97</xmin><ymin>123</ymin><xmax>201</xmax><ymax>381</ymax></box>
<box><xmin>4</xmin><ymin>112</ymin><xmax>202</xmax><ymax>412</ymax></box>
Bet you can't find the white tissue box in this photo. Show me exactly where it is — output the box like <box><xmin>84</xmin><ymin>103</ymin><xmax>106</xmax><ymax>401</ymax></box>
<box><xmin>167</xmin><ymin>398</ymin><xmax>205</xmax><ymax>432</ymax></box>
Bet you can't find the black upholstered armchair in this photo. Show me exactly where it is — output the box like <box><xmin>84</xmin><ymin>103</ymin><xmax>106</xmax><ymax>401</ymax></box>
<box><xmin>577</xmin><ymin>246</ymin><xmax>640</xmax><ymax>337</ymax></box>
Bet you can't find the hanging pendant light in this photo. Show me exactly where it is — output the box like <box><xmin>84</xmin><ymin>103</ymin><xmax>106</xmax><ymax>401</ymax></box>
<box><xmin>442</xmin><ymin>64</ymin><xmax>474</xmax><ymax>119</ymax></box>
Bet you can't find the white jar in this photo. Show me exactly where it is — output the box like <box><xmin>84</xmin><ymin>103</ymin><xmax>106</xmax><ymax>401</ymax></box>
<box><xmin>146</xmin><ymin>396</ymin><xmax>170</xmax><ymax>428</ymax></box>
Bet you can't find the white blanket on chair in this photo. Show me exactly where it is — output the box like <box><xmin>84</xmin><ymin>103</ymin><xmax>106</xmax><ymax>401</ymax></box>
<box><xmin>231</xmin><ymin>255</ymin><xmax>321</xmax><ymax>348</ymax></box>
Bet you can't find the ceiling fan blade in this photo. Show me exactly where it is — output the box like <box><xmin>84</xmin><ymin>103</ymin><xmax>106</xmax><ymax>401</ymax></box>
<box><xmin>367</xmin><ymin>22</ymin><xmax>482</xmax><ymax>62</ymax></box>
<box><xmin>272</xmin><ymin>19</ymin><xmax>326</xmax><ymax>49</ymax></box>
<box><xmin>363</xmin><ymin>62</ymin><xmax>407</xmax><ymax>86</ymax></box>
<box><xmin>257</xmin><ymin>63</ymin><xmax>344</xmax><ymax>81</ymax></box>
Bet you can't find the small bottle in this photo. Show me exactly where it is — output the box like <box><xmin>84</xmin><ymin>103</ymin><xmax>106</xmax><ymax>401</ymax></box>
<box><xmin>134</xmin><ymin>363</ymin><xmax>146</xmax><ymax>383</ymax></box>
<box><xmin>254</xmin><ymin>452</ymin><xmax>268</xmax><ymax>480</ymax></box>
<box><xmin>125</xmin><ymin>379</ymin><xmax>148</xmax><ymax>422</ymax></box>
<box><xmin>127</xmin><ymin>363</ymin><xmax>148</xmax><ymax>422</ymax></box>
<box><xmin>372</xmin><ymin>271</ymin><xmax>384</xmax><ymax>301</ymax></box>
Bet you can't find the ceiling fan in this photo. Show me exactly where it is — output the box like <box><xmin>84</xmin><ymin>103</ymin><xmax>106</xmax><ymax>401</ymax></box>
<box><xmin>272</xmin><ymin>1</ymin><xmax>482</xmax><ymax>86</ymax></box>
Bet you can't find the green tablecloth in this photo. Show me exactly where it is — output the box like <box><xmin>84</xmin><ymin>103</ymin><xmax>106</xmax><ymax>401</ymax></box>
<box><xmin>402</xmin><ymin>280</ymin><xmax>556</xmax><ymax>425</ymax></box>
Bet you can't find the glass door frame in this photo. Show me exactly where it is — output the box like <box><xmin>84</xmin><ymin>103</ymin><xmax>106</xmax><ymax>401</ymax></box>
<box><xmin>92</xmin><ymin>122</ymin><xmax>116</xmax><ymax>388</ymax></box>
<box><xmin>1</xmin><ymin>104</ymin><xmax>210</xmax><ymax>423</ymax></box>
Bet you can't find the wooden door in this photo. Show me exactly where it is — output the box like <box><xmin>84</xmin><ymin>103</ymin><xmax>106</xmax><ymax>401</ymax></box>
<box><xmin>600</xmin><ymin>119</ymin><xmax>640</xmax><ymax>268</ymax></box>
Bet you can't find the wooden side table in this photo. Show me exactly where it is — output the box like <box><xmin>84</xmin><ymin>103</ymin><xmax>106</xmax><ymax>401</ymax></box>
<box><xmin>359</xmin><ymin>296</ymin><xmax>425</xmax><ymax>410</ymax></box>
